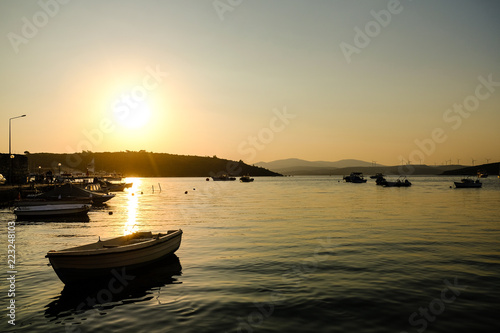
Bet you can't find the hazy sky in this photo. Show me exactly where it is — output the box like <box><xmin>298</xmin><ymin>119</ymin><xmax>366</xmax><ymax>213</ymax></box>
<box><xmin>1</xmin><ymin>0</ymin><xmax>499</xmax><ymax>165</ymax></box>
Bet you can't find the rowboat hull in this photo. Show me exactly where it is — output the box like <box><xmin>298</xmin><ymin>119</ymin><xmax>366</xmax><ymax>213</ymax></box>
<box><xmin>15</xmin><ymin>198</ymin><xmax>92</xmax><ymax>206</ymax></box>
<box><xmin>46</xmin><ymin>230</ymin><xmax>182</xmax><ymax>284</ymax></box>
<box><xmin>14</xmin><ymin>203</ymin><xmax>90</xmax><ymax>218</ymax></box>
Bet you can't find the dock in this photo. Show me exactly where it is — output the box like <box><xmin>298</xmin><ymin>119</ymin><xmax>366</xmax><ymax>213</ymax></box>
<box><xmin>0</xmin><ymin>184</ymin><xmax>55</xmax><ymax>207</ymax></box>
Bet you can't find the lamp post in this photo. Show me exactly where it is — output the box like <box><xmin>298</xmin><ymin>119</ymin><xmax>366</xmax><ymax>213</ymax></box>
<box><xmin>8</xmin><ymin>114</ymin><xmax>26</xmax><ymax>185</ymax></box>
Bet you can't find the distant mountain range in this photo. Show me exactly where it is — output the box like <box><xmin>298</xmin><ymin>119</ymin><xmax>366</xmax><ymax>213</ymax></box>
<box><xmin>256</xmin><ymin>158</ymin><xmax>472</xmax><ymax>175</ymax></box>
<box><xmin>255</xmin><ymin>158</ymin><xmax>376</xmax><ymax>173</ymax></box>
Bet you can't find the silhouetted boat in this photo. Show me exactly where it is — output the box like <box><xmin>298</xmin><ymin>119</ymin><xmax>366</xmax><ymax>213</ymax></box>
<box><xmin>33</xmin><ymin>183</ymin><xmax>115</xmax><ymax>205</ymax></box>
<box><xmin>240</xmin><ymin>175</ymin><xmax>254</xmax><ymax>182</ymax></box>
<box><xmin>211</xmin><ymin>174</ymin><xmax>236</xmax><ymax>181</ymax></box>
<box><xmin>14</xmin><ymin>203</ymin><xmax>91</xmax><ymax>219</ymax></box>
<box><xmin>454</xmin><ymin>177</ymin><xmax>482</xmax><ymax>188</ymax></box>
<box><xmin>375</xmin><ymin>176</ymin><xmax>388</xmax><ymax>186</ymax></box>
<box><xmin>383</xmin><ymin>176</ymin><xmax>412</xmax><ymax>187</ymax></box>
<box><xmin>106</xmin><ymin>181</ymin><xmax>127</xmax><ymax>191</ymax></box>
<box><xmin>370</xmin><ymin>173</ymin><xmax>385</xmax><ymax>179</ymax></box>
<box><xmin>83</xmin><ymin>180</ymin><xmax>109</xmax><ymax>193</ymax></box>
<box><xmin>95</xmin><ymin>178</ymin><xmax>129</xmax><ymax>191</ymax></box>
<box><xmin>477</xmin><ymin>170</ymin><xmax>488</xmax><ymax>178</ymax></box>
<box><xmin>343</xmin><ymin>172</ymin><xmax>367</xmax><ymax>183</ymax></box>
<box><xmin>46</xmin><ymin>230</ymin><xmax>183</xmax><ymax>285</ymax></box>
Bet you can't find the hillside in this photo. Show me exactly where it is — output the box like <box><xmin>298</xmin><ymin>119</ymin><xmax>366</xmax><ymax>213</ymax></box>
<box><xmin>25</xmin><ymin>151</ymin><xmax>282</xmax><ymax>177</ymax></box>
<box><xmin>441</xmin><ymin>162</ymin><xmax>500</xmax><ymax>176</ymax></box>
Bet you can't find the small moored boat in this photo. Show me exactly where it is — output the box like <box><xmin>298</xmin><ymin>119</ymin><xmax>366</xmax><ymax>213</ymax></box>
<box><xmin>240</xmin><ymin>175</ymin><xmax>254</xmax><ymax>182</ymax></box>
<box><xmin>46</xmin><ymin>230</ymin><xmax>183</xmax><ymax>284</ymax></box>
<box><xmin>34</xmin><ymin>183</ymin><xmax>115</xmax><ymax>205</ymax></box>
<box><xmin>454</xmin><ymin>177</ymin><xmax>482</xmax><ymax>188</ymax></box>
<box><xmin>343</xmin><ymin>172</ymin><xmax>367</xmax><ymax>183</ymax></box>
<box><xmin>375</xmin><ymin>175</ymin><xmax>388</xmax><ymax>186</ymax></box>
<box><xmin>383</xmin><ymin>176</ymin><xmax>412</xmax><ymax>187</ymax></box>
<box><xmin>14</xmin><ymin>203</ymin><xmax>91</xmax><ymax>219</ymax></box>
<box><xmin>477</xmin><ymin>170</ymin><xmax>488</xmax><ymax>178</ymax></box>
<box><xmin>211</xmin><ymin>174</ymin><xmax>236</xmax><ymax>181</ymax></box>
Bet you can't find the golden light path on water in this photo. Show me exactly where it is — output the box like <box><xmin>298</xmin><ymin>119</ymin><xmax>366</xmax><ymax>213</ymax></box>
<box><xmin>123</xmin><ymin>177</ymin><xmax>141</xmax><ymax>235</ymax></box>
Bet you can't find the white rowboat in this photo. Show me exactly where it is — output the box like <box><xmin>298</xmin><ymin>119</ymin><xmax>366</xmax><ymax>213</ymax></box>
<box><xmin>14</xmin><ymin>203</ymin><xmax>90</xmax><ymax>218</ymax></box>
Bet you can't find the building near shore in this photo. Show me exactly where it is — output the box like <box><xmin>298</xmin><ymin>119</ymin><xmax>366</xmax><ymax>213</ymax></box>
<box><xmin>0</xmin><ymin>153</ymin><xmax>29</xmax><ymax>184</ymax></box>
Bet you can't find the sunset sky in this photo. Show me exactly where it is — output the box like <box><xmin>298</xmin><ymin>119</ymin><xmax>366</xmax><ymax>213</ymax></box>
<box><xmin>1</xmin><ymin>0</ymin><xmax>499</xmax><ymax>166</ymax></box>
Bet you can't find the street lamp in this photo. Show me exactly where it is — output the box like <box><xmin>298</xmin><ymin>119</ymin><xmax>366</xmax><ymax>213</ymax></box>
<box><xmin>9</xmin><ymin>115</ymin><xmax>26</xmax><ymax>156</ymax></box>
<box><xmin>8</xmin><ymin>114</ymin><xmax>26</xmax><ymax>184</ymax></box>
<box><xmin>58</xmin><ymin>163</ymin><xmax>61</xmax><ymax>175</ymax></box>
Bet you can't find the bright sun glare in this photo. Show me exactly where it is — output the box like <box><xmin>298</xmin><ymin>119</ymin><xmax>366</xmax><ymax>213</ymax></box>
<box><xmin>114</xmin><ymin>101</ymin><xmax>152</xmax><ymax>129</ymax></box>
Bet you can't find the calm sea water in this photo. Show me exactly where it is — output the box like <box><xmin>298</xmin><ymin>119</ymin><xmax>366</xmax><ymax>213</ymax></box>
<box><xmin>1</xmin><ymin>176</ymin><xmax>499</xmax><ymax>333</ymax></box>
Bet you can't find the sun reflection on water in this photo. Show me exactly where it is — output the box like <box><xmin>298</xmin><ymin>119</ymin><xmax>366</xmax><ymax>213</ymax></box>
<box><xmin>123</xmin><ymin>178</ymin><xmax>141</xmax><ymax>235</ymax></box>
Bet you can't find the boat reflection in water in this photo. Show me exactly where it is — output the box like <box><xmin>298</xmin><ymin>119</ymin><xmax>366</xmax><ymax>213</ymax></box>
<box><xmin>44</xmin><ymin>255</ymin><xmax>182</xmax><ymax>321</ymax></box>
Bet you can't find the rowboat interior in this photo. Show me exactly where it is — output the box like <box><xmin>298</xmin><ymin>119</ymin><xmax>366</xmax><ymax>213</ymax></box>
<box><xmin>48</xmin><ymin>230</ymin><xmax>179</xmax><ymax>253</ymax></box>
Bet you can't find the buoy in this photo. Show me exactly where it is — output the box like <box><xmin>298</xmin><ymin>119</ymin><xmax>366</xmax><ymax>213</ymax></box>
<box><xmin>185</xmin><ymin>191</ymin><xmax>188</xmax><ymax>194</ymax></box>
<box><xmin>132</xmin><ymin>192</ymin><xmax>135</xmax><ymax>196</ymax></box>
<box><xmin>193</xmin><ymin>188</ymin><xmax>196</xmax><ymax>190</ymax></box>
<box><xmin>108</xmin><ymin>211</ymin><xmax>113</xmax><ymax>215</ymax></box>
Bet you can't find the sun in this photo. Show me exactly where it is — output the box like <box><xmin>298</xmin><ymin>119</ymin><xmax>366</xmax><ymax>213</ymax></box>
<box><xmin>114</xmin><ymin>100</ymin><xmax>152</xmax><ymax>129</ymax></box>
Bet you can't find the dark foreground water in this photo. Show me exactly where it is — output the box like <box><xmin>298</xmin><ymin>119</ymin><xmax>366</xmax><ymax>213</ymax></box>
<box><xmin>1</xmin><ymin>176</ymin><xmax>499</xmax><ymax>333</ymax></box>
